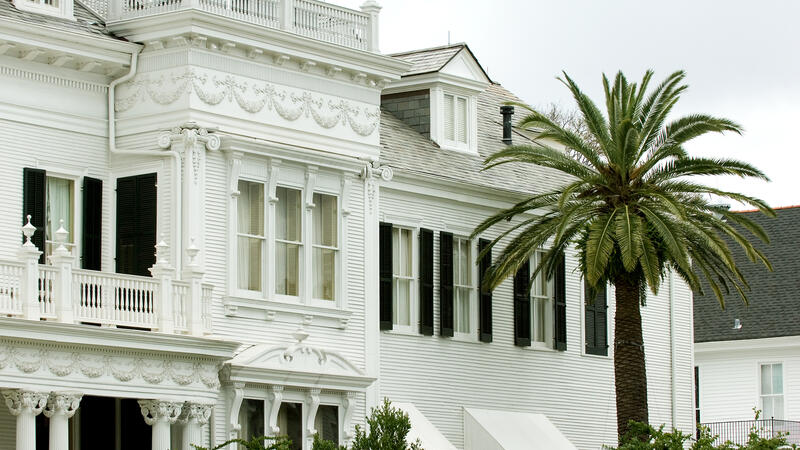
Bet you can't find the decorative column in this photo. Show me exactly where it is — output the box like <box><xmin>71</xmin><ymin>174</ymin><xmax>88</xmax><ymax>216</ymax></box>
<box><xmin>158</xmin><ymin>123</ymin><xmax>221</xmax><ymax>273</ymax></box>
<box><xmin>179</xmin><ymin>402</ymin><xmax>212</xmax><ymax>450</ymax></box>
<box><xmin>19</xmin><ymin>216</ymin><xmax>42</xmax><ymax>320</ymax></box>
<box><xmin>149</xmin><ymin>239</ymin><xmax>175</xmax><ymax>334</ymax></box>
<box><xmin>49</xmin><ymin>221</ymin><xmax>75</xmax><ymax>323</ymax></box>
<box><xmin>44</xmin><ymin>392</ymin><xmax>83</xmax><ymax>450</ymax></box>
<box><xmin>2</xmin><ymin>389</ymin><xmax>48</xmax><ymax>450</ymax></box>
<box><xmin>139</xmin><ymin>400</ymin><xmax>182</xmax><ymax>450</ymax></box>
<box><xmin>360</xmin><ymin>163</ymin><xmax>392</xmax><ymax>410</ymax></box>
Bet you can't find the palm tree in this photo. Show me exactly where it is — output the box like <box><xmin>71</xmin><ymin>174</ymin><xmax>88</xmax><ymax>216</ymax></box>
<box><xmin>471</xmin><ymin>70</ymin><xmax>774</xmax><ymax>438</ymax></box>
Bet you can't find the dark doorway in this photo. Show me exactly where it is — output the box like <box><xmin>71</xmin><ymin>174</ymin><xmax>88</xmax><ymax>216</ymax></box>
<box><xmin>116</xmin><ymin>173</ymin><xmax>157</xmax><ymax>276</ymax></box>
<box><xmin>77</xmin><ymin>396</ymin><xmax>151</xmax><ymax>450</ymax></box>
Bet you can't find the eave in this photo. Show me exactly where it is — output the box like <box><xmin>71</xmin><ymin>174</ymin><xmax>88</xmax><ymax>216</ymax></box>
<box><xmin>224</xmin><ymin>365</ymin><xmax>375</xmax><ymax>391</ymax></box>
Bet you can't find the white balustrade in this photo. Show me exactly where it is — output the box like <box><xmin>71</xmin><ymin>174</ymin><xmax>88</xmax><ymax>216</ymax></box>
<box><xmin>37</xmin><ymin>265</ymin><xmax>57</xmax><ymax>319</ymax></box>
<box><xmin>73</xmin><ymin>269</ymin><xmax>159</xmax><ymax>328</ymax></box>
<box><xmin>105</xmin><ymin>0</ymin><xmax>375</xmax><ymax>51</ymax></box>
<box><xmin>172</xmin><ymin>280</ymin><xmax>189</xmax><ymax>331</ymax></box>
<box><xmin>202</xmin><ymin>283</ymin><xmax>213</xmax><ymax>333</ymax></box>
<box><xmin>0</xmin><ymin>261</ymin><xmax>23</xmax><ymax>315</ymax></box>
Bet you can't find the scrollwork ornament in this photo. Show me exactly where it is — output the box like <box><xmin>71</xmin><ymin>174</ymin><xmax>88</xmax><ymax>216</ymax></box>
<box><xmin>2</xmin><ymin>390</ymin><xmax>47</xmax><ymax>416</ymax></box>
<box><xmin>139</xmin><ymin>400</ymin><xmax>182</xmax><ymax>426</ymax></box>
<box><xmin>44</xmin><ymin>392</ymin><xmax>83</xmax><ymax>419</ymax></box>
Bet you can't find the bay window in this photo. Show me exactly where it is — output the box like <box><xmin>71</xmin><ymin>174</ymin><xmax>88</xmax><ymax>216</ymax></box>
<box><xmin>312</xmin><ymin>193</ymin><xmax>338</xmax><ymax>301</ymax></box>
<box><xmin>392</xmin><ymin>227</ymin><xmax>413</xmax><ymax>327</ymax></box>
<box><xmin>276</xmin><ymin>186</ymin><xmax>302</xmax><ymax>297</ymax></box>
<box><xmin>531</xmin><ymin>250</ymin><xmax>553</xmax><ymax>345</ymax></box>
<box><xmin>237</xmin><ymin>180</ymin><xmax>264</xmax><ymax>291</ymax></box>
<box><xmin>453</xmin><ymin>237</ymin><xmax>475</xmax><ymax>335</ymax></box>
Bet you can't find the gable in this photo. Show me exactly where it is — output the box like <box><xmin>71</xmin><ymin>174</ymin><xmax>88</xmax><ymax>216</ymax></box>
<box><xmin>441</xmin><ymin>49</ymin><xmax>491</xmax><ymax>84</ymax></box>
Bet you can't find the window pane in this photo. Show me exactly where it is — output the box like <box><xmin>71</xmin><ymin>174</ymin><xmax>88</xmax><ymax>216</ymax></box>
<box><xmin>444</xmin><ymin>94</ymin><xmax>455</xmax><ymax>141</ymax></box>
<box><xmin>392</xmin><ymin>228</ymin><xmax>400</xmax><ymax>274</ymax></box>
<box><xmin>276</xmin><ymin>187</ymin><xmax>302</xmax><ymax>242</ymax></box>
<box><xmin>276</xmin><ymin>242</ymin><xmax>299</xmax><ymax>296</ymax></box>
<box><xmin>277</xmin><ymin>403</ymin><xmax>302</xmax><ymax>450</ymax></box>
<box><xmin>773</xmin><ymin>364</ymin><xmax>783</xmax><ymax>394</ymax></box>
<box><xmin>761</xmin><ymin>364</ymin><xmax>772</xmax><ymax>395</ymax></box>
<box><xmin>403</xmin><ymin>229</ymin><xmax>412</xmax><ymax>276</ymax></box>
<box><xmin>46</xmin><ymin>177</ymin><xmax>74</xmax><ymax>251</ymax></box>
<box><xmin>238</xmin><ymin>181</ymin><xmax>264</xmax><ymax>235</ymax></box>
<box><xmin>762</xmin><ymin>397</ymin><xmax>773</xmax><ymax>419</ymax></box>
<box><xmin>456</xmin><ymin>96</ymin><xmax>467</xmax><ymax>143</ymax></box>
<box><xmin>238</xmin><ymin>399</ymin><xmax>264</xmax><ymax>441</ymax></box>
<box><xmin>314</xmin><ymin>405</ymin><xmax>339</xmax><ymax>444</ymax></box>
<box><xmin>238</xmin><ymin>236</ymin><xmax>262</xmax><ymax>291</ymax></box>
<box><xmin>455</xmin><ymin>287</ymin><xmax>470</xmax><ymax>333</ymax></box>
<box><xmin>394</xmin><ymin>278</ymin><xmax>410</xmax><ymax>326</ymax></box>
<box><xmin>313</xmin><ymin>193</ymin><xmax>337</xmax><ymax>247</ymax></box>
<box><xmin>773</xmin><ymin>396</ymin><xmax>784</xmax><ymax>419</ymax></box>
<box><xmin>460</xmin><ymin>240</ymin><xmax>470</xmax><ymax>285</ymax></box>
<box><xmin>313</xmin><ymin>247</ymin><xmax>336</xmax><ymax>300</ymax></box>
<box><xmin>534</xmin><ymin>298</ymin><xmax>547</xmax><ymax>343</ymax></box>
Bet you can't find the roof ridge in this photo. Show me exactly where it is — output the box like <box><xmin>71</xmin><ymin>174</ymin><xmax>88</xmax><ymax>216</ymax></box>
<box><xmin>388</xmin><ymin>42</ymin><xmax>466</xmax><ymax>57</ymax></box>
<box><xmin>733</xmin><ymin>204</ymin><xmax>800</xmax><ymax>213</ymax></box>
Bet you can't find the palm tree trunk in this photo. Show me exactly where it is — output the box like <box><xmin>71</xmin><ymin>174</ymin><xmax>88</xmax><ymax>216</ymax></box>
<box><xmin>613</xmin><ymin>275</ymin><xmax>649</xmax><ymax>439</ymax></box>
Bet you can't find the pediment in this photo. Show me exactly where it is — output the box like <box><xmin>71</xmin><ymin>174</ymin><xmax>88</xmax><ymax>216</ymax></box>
<box><xmin>441</xmin><ymin>48</ymin><xmax>491</xmax><ymax>84</ymax></box>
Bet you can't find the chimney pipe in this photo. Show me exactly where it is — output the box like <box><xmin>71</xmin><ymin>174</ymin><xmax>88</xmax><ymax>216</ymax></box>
<box><xmin>500</xmin><ymin>105</ymin><xmax>514</xmax><ymax>144</ymax></box>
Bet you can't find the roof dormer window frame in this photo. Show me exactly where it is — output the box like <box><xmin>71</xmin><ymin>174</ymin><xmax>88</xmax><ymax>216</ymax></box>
<box><xmin>430</xmin><ymin>85</ymin><xmax>479</xmax><ymax>154</ymax></box>
<box><xmin>12</xmin><ymin>0</ymin><xmax>75</xmax><ymax>21</ymax></box>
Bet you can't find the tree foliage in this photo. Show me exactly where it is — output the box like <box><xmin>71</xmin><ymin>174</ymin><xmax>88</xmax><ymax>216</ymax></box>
<box><xmin>312</xmin><ymin>399</ymin><xmax>423</xmax><ymax>450</ymax></box>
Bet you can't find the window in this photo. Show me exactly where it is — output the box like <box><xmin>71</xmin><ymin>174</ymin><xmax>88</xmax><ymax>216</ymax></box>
<box><xmin>760</xmin><ymin>363</ymin><xmax>784</xmax><ymax>419</ymax></box>
<box><xmin>276</xmin><ymin>187</ymin><xmax>302</xmax><ymax>297</ymax></box>
<box><xmin>44</xmin><ymin>176</ymin><xmax>74</xmax><ymax>257</ymax></box>
<box><xmin>443</xmin><ymin>93</ymin><xmax>468</xmax><ymax>145</ymax></box>
<box><xmin>695</xmin><ymin>366</ymin><xmax>701</xmax><ymax>430</ymax></box>
<box><xmin>237</xmin><ymin>181</ymin><xmax>264</xmax><ymax>291</ymax></box>
<box><xmin>392</xmin><ymin>227</ymin><xmax>413</xmax><ymax>327</ymax></box>
<box><xmin>277</xmin><ymin>402</ymin><xmax>303</xmax><ymax>450</ymax></box>
<box><xmin>312</xmin><ymin>193</ymin><xmax>338</xmax><ymax>301</ymax></box>
<box><xmin>584</xmin><ymin>281</ymin><xmax>608</xmax><ymax>356</ymax></box>
<box><xmin>314</xmin><ymin>405</ymin><xmax>339</xmax><ymax>444</ymax></box>
<box><xmin>238</xmin><ymin>398</ymin><xmax>265</xmax><ymax>440</ymax></box>
<box><xmin>530</xmin><ymin>250</ymin><xmax>553</xmax><ymax>345</ymax></box>
<box><xmin>453</xmin><ymin>237</ymin><xmax>475</xmax><ymax>335</ymax></box>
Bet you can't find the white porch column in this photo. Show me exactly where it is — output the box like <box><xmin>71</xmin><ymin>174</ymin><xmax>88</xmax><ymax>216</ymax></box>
<box><xmin>179</xmin><ymin>402</ymin><xmax>212</xmax><ymax>450</ymax></box>
<box><xmin>158</xmin><ymin>124</ymin><xmax>220</xmax><ymax>273</ymax></box>
<box><xmin>43</xmin><ymin>392</ymin><xmax>82</xmax><ymax>450</ymax></box>
<box><xmin>2</xmin><ymin>389</ymin><xmax>48</xmax><ymax>450</ymax></box>
<box><xmin>139</xmin><ymin>400</ymin><xmax>182</xmax><ymax>450</ymax></box>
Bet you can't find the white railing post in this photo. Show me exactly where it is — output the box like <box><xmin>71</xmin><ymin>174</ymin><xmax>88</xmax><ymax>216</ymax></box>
<box><xmin>19</xmin><ymin>216</ymin><xmax>42</xmax><ymax>321</ymax></box>
<box><xmin>279</xmin><ymin>0</ymin><xmax>294</xmax><ymax>30</ymax></box>
<box><xmin>49</xmin><ymin>221</ymin><xmax>75</xmax><ymax>324</ymax></box>
<box><xmin>360</xmin><ymin>0</ymin><xmax>381</xmax><ymax>52</ymax></box>
<box><xmin>182</xmin><ymin>238</ymin><xmax>205</xmax><ymax>337</ymax></box>
<box><xmin>149</xmin><ymin>239</ymin><xmax>175</xmax><ymax>334</ymax></box>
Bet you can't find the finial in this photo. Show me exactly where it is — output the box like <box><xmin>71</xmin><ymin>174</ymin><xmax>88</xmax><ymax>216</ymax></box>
<box><xmin>22</xmin><ymin>215</ymin><xmax>36</xmax><ymax>247</ymax></box>
<box><xmin>154</xmin><ymin>234</ymin><xmax>169</xmax><ymax>264</ymax></box>
<box><xmin>186</xmin><ymin>237</ymin><xmax>199</xmax><ymax>266</ymax></box>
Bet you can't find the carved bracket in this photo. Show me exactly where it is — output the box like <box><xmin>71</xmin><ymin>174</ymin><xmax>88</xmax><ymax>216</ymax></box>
<box><xmin>266</xmin><ymin>385</ymin><xmax>284</xmax><ymax>435</ymax></box>
<box><xmin>228</xmin><ymin>382</ymin><xmax>245</xmax><ymax>439</ymax></box>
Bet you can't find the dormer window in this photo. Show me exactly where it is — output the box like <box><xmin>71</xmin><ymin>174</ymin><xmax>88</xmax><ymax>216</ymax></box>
<box><xmin>444</xmin><ymin>93</ymin><xmax>468</xmax><ymax>146</ymax></box>
<box><xmin>12</xmin><ymin>0</ymin><xmax>74</xmax><ymax>20</ymax></box>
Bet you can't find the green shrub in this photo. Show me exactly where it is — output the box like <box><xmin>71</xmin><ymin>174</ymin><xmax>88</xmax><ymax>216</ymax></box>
<box><xmin>312</xmin><ymin>398</ymin><xmax>423</xmax><ymax>450</ymax></box>
<box><xmin>192</xmin><ymin>435</ymin><xmax>293</xmax><ymax>450</ymax></box>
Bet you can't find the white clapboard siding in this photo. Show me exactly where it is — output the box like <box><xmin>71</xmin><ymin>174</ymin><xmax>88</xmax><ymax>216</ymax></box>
<box><xmin>0</xmin><ymin>404</ymin><xmax>14</xmax><ymax>450</ymax></box>
<box><xmin>378</xmin><ymin>186</ymin><xmax>695</xmax><ymax>450</ymax></box>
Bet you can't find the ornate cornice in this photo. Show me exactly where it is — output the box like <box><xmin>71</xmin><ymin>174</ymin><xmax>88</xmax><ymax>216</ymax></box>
<box><xmin>0</xmin><ymin>64</ymin><xmax>108</xmax><ymax>93</ymax></box>
<box><xmin>116</xmin><ymin>68</ymin><xmax>380</xmax><ymax>137</ymax></box>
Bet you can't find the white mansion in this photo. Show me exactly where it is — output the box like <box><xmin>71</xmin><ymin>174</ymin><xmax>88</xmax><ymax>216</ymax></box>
<box><xmin>0</xmin><ymin>0</ymin><xmax>697</xmax><ymax>448</ymax></box>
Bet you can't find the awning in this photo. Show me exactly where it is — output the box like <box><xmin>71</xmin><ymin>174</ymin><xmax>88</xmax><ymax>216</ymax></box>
<box><xmin>464</xmin><ymin>407</ymin><xmax>577</xmax><ymax>450</ymax></box>
<box><xmin>393</xmin><ymin>403</ymin><xmax>457</xmax><ymax>450</ymax></box>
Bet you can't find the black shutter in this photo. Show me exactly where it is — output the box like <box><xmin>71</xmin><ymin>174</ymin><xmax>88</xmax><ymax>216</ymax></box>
<box><xmin>553</xmin><ymin>253</ymin><xmax>567</xmax><ymax>351</ymax></box>
<box><xmin>513</xmin><ymin>260</ymin><xmax>531</xmax><ymax>347</ymax></box>
<box><xmin>23</xmin><ymin>168</ymin><xmax>46</xmax><ymax>263</ymax></box>
<box><xmin>379</xmin><ymin>222</ymin><xmax>393</xmax><ymax>330</ymax></box>
<box><xmin>438</xmin><ymin>231</ymin><xmax>453</xmax><ymax>337</ymax></box>
<box><xmin>116</xmin><ymin>174</ymin><xmax>156</xmax><ymax>276</ymax></box>
<box><xmin>419</xmin><ymin>228</ymin><xmax>434</xmax><ymax>336</ymax></box>
<box><xmin>585</xmin><ymin>282</ymin><xmax>608</xmax><ymax>356</ymax></box>
<box><xmin>478</xmin><ymin>238</ymin><xmax>493</xmax><ymax>343</ymax></box>
<box><xmin>82</xmin><ymin>177</ymin><xmax>103</xmax><ymax>270</ymax></box>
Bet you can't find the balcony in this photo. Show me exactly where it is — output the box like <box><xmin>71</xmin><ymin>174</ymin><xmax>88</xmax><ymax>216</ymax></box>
<box><xmin>0</xmin><ymin>218</ymin><xmax>211</xmax><ymax>336</ymax></box>
<box><xmin>700</xmin><ymin>419</ymin><xmax>800</xmax><ymax>446</ymax></box>
<box><xmin>104</xmin><ymin>0</ymin><xmax>380</xmax><ymax>52</ymax></box>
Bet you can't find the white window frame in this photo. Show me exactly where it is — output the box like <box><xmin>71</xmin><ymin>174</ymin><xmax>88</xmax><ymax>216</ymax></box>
<box><xmin>43</xmin><ymin>172</ymin><xmax>80</xmax><ymax>262</ymax></box>
<box><xmin>391</xmin><ymin>225</ymin><xmax>417</xmax><ymax>334</ymax></box>
<box><xmin>442</xmin><ymin>93</ymin><xmax>469</xmax><ymax>150</ymax></box>
<box><xmin>234</xmin><ymin>178</ymin><xmax>267</xmax><ymax>297</ymax></box>
<box><xmin>759</xmin><ymin>362</ymin><xmax>784</xmax><ymax>419</ymax></box>
<box><xmin>452</xmin><ymin>236</ymin><xmax>478</xmax><ymax>340</ymax></box>
<box><xmin>430</xmin><ymin>87</ymin><xmax>478</xmax><ymax>154</ymax></box>
<box><xmin>530</xmin><ymin>249</ymin><xmax>554</xmax><ymax>351</ymax></box>
<box><xmin>309</xmin><ymin>191</ymin><xmax>341</xmax><ymax>307</ymax></box>
<box><xmin>274</xmin><ymin>184</ymin><xmax>304</xmax><ymax>301</ymax></box>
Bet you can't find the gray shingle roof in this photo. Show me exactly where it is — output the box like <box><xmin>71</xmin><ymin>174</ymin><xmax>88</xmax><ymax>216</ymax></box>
<box><xmin>389</xmin><ymin>43</ymin><xmax>466</xmax><ymax>77</ymax></box>
<box><xmin>693</xmin><ymin>206</ymin><xmax>800</xmax><ymax>343</ymax></box>
<box><xmin>379</xmin><ymin>82</ymin><xmax>573</xmax><ymax>196</ymax></box>
<box><xmin>0</xmin><ymin>0</ymin><xmax>123</xmax><ymax>41</ymax></box>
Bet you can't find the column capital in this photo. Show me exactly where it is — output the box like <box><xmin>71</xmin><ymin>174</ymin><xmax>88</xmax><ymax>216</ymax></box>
<box><xmin>158</xmin><ymin>122</ymin><xmax>220</xmax><ymax>152</ymax></box>
<box><xmin>179</xmin><ymin>402</ymin><xmax>212</xmax><ymax>425</ymax></box>
<box><xmin>138</xmin><ymin>400</ymin><xmax>183</xmax><ymax>426</ymax></box>
<box><xmin>43</xmin><ymin>392</ymin><xmax>82</xmax><ymax>419</ymax></box>
<box><xmin>2</xmin><ymin>390</ymin><xmax>47</xmax><ymax>416</ymax></box>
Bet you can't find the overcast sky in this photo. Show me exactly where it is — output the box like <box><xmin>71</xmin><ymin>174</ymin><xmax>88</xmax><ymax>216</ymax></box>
<box><xmin>338</xmin><ymin>0</ymin><xmax>800</xmax><ymax>209</ymax></box>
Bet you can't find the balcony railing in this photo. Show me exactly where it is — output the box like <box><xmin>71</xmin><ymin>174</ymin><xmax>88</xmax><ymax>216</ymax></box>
<box><xmin>701</xmin><ymin>419</ymin><xmax>800</xmax><ymax>446</ymax></box>
<box><xmin>1</xmin><ymin>217</ymin><xmax>212</xmax><ymax>336</ymax></box>
<box><xmin>105</xmin><ymin>0</ymin><xmax>380</xmax><ymax>52</ymax></box>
